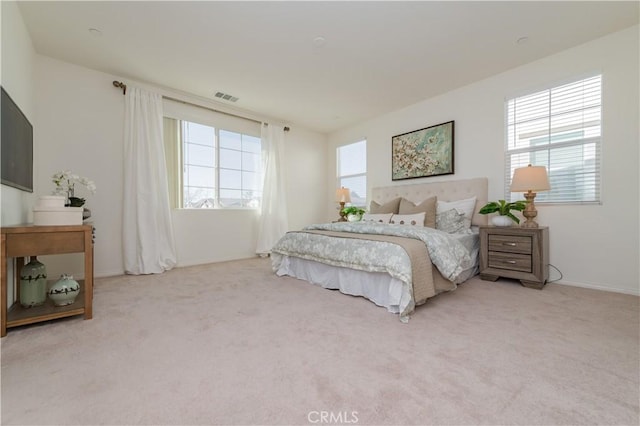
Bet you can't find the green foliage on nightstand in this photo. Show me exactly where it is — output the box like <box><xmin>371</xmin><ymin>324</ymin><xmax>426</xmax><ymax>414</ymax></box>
<box><xmin>341</xmin><ymin>206</ymin><xmax>366</xmax><ymax>216</ymax></box>
<box><xmin>479</xmin><ymin>200</ymin><xmax>526</xmax><ymax>224</ymax></box>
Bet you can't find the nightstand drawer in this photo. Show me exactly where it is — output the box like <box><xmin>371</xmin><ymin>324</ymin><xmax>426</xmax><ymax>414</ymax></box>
<box><xmin>488</xmin><ymin>235</ymin><xmax>532</xmax><ymax>254</ymax></box>
<box><xmin>488</xmin><ymin>252</ymin><xmax>532</xmax><ymax>272</ymax></box>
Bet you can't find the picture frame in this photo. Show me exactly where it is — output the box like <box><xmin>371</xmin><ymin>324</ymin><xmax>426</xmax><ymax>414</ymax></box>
<box><xmin>391</xmin><ymin>120</ymin><xmax>454</xmax><ymax>181</ymax></box>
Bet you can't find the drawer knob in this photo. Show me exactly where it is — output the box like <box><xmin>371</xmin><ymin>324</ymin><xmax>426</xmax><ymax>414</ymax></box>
<box><xmin>507</xmin><ymin>260</ymin><xmax>517</xmax><ymax>264</ymax></box>
<box><xmin>503</xmin><ymin>242</ymin><xmax>517</xmax><ymax>246</ymax></box>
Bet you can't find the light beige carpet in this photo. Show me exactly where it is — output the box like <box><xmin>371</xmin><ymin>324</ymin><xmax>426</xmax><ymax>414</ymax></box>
<box><xmin>1</xmin><ymin>258</ymin><xmax>638</xmax><ymax>425</ymax></box>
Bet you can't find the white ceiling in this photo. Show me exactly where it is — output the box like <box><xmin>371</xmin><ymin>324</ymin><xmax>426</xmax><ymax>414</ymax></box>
<box><xmin>17</xmin><ymin>1</ymin><xmax>639</xmax><ymax>134</ymax></box>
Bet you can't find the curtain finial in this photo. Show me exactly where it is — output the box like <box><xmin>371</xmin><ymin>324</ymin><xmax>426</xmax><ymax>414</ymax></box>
<box><xmin>112</xmin><ymin>81</ymin><xmax>127</xmax><ymax>95</ymax></box>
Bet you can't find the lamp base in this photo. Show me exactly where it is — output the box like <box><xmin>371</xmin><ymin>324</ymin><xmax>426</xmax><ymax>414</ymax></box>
<box><xmin>338</xmin><ymin>201</ymin><xmax>347</xmax><ymax>222</ymax></box>
<box><xmin>520</xmin><ymin>219</ymin><xmax>539</xmax><ymax>228</ymax></box>
<box><xmin>520</xmin><ymin>191</ymin><xmax>539</xmax><ymax>228</ymax></box>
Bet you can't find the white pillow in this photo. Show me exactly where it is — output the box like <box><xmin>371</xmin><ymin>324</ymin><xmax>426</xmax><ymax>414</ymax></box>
<box><xmin>362</xmin><ymin>213</ymin><xmax>393</xmax><ymax>223</ymax></box>
<box><xmin>436</xmin><ymin>197</ymin><xmax>477</xmax><ymax>221</ymax></box>
<box><xmin>389</xmin><ymin>212</ymin><xmax>425</xmax><ymax>226</ymax></box>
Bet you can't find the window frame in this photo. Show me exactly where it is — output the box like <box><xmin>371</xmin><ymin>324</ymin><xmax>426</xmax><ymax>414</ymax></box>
<box><xmin>336</xmin><ymin>139</ymin><xmax>367</xmax><ymax>207</ymax></box>
<box><xmin>504</xmin><ymin>74</ymin><xmax>602</xmax><ymax>205</ymax></box>
<box><xmin>180</xmin><ymin>121</ymin><xmax>262</xmax><ymax>209</ymax></box>
<box><xmin>180</xmin><ymin>120</ymin><xmax>217</xmax><ymax>209</ymax></box>
<box><xmin>163</xmin><ymin>98</ymin><xmax>262</xmax><ymax>210</ymax></box>
<box><xmin>215</xmin><ymin>128</ymin><xmax>262</xmax><ymax>209</ymax></box>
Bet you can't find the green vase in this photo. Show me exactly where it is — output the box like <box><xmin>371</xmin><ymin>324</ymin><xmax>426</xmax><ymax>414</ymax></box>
<box><xmin>48</xmin><ymin>274</ymin><xmax>80</xmax><ymax>306</ymax></box>
<box><xmin>19</xmin><ymin>257</ymin><xmax>47</xmax><ymax>308</ymax></box>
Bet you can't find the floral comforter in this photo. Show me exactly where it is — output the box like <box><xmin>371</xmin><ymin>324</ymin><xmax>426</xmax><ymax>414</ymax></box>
<box><xmin>271</xmin><ymin>222</ymin><xmax>477</xmax><ymax>321</ymax></box>
<box><xmin>271</xmin><ymin>221</ymin><xmax>475</xmax><ymax>284</ymax></box>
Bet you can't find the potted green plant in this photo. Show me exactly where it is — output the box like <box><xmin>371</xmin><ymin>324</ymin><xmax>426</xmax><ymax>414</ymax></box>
<box><xmin>478</xmin><ymin>200</ymin><xmax>527</xmax><ymax>226</ymax></box>
<box><xmin>341</xmin><ymin>206</ymin><xmax>366</xmax><ymax>222</ymax></box>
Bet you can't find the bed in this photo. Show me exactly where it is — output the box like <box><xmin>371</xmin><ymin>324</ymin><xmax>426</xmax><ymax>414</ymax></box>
<box><xmin>271</xmin><ymin>177</ymin><xmax>488</xmax><ymax>322</ymax></box>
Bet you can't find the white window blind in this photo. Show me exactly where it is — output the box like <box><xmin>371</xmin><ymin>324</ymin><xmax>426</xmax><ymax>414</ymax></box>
<box><xmin>337</xmin><ymin>140</ymin><xmax>367</xmax><ymax>206</ymax></box>
<box><xmin>505</xmin><ymin>75</ymin><xmax>601</xmax><ymax>204</ymax></box>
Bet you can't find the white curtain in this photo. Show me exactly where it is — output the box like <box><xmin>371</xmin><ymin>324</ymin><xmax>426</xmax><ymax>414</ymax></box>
<box><xmin>256</xmin><ymin>124</ymin><xmax>288</xmax><ymax>255</ymax></box>
<box><xmin>123</xmin><ymin>87</ymin><xmax>177</xmax><ymax>274</ymax></box>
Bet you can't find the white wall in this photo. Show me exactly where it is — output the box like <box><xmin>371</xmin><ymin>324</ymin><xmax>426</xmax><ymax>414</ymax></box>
<box><xmin>328</xmin><ymin>26</ymin><xmax>639</xmax><ymax>295</ymax></box>
<box><xmin>172</xmin><ymin>126</ymin><xmax>327</xmax><ymax>266</ymax></box>
<box><xmin>1</xmin><ymin>1</ymin><xmax>38</xmax><ymax>308</ymax></box>
<box><xmin>33</xmin><ymin>55</ymin><xmax>328</xmax><ymax>278</ymax></box>
<box><xmin>0</xmin><ymin>0</ymin><xmax>36</xmax><ymax>226</ymax></box>
<box><xmin>34</xmin><ymin>56</ymin><xmax>125</xmax><ymax>278</ymax></box>
<box><xmin>283</xmin><ymin>126</ymin><xmax>328</xmax><ymax>231</ymax></box>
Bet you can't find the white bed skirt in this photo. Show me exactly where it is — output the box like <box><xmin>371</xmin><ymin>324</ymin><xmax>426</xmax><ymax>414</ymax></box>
<box><xmin>274</xmin><ymin>255</ymin><xmax>411</xmax><ymax>314</ymax></box>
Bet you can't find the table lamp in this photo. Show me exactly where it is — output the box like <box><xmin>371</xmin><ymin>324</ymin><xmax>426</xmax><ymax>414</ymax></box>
<box><xmin>335</xmin><ymin>187</ymin><xmax>351</xmax><ymax>221</ymax></box>
<box><xmin>510</xmin><ymin>164</ymin><xmax>550</xmax><ymax>228</ymax></box>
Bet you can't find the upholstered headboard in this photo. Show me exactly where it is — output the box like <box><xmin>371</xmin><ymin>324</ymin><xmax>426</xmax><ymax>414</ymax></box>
<box><xmin>371</xmin><ymin>177</ymin><xmax>489</xmax><ymax>226</ymax></box>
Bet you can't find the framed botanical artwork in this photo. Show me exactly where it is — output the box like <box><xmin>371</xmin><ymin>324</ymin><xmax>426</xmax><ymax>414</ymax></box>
<box><xmin>392</xmin><ymin>121</ymin><xmax>454</xmax><ymax>181</ymax></box>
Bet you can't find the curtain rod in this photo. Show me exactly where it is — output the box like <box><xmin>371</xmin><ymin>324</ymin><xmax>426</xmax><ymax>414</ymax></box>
<box><xmin>112</xmin><ymin>81</ymin><xmax>289</xmax><ymax>131</ymax></box>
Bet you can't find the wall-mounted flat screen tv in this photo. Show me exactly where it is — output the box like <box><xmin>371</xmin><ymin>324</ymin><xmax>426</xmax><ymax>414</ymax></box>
<box><xmin>1</xmin><ymin>86</ymin><xmax>33</xmax><ymax>192</ymax></box>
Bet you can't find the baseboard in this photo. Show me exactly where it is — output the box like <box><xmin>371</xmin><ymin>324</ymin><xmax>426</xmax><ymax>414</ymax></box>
<box><xmin>175</xmin><ymin>255</ymin><xmax>261</xmax><ymax>269</ymax></box>
<box><xmin>94</xmin><ymin>258</ymin><xmax>263</xmax><ymax>279</ymax></box>
<box><xmin>94</xmin><ymin>262</ymin><xmax>639</xmax><ymax>297</ymax></box>
<box><xmin>95</xmin><ymin>269</ymin><xmax>127</xmax><ymax>279</ymax></box>
<box><xmin>555</xmin><ymin>279</ymin><xmax>640</xmax><ymax>296</ymax></box>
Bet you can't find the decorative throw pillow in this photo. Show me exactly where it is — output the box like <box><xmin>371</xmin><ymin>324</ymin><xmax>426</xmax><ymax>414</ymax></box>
<box><xmin>362</xmin><ymin>213</ymin><xmax>393</xmax><ymax>224</ymax></box>
<box><xmin>369</xmin><ymin>197</ymin><xmax>401</xmax><ymax>214</ymax></box>
<box><xmin>390</xmin><ymin>212</ymin><xmax>425</xmax><ymax>226</ymax></box>
<box><xmin>436</xmin><ymin>208</ymin><xmax>471</xmax><ymax>234</ymax></box>
<box><xmin>436</xmin><ymin>196</ymin><xmax>477</xmax><ymax>223</ymax></box>
<box><xmin>398</xmin><ymin>196</ymin><xmax>437</xmax><ymax>228</ymax></box>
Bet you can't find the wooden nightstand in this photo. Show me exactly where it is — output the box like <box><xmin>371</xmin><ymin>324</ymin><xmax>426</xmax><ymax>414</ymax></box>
<box><xmin>479</xmin><ymin>226</ymin><xmax>549</xmax><ymax>289</ymax></box>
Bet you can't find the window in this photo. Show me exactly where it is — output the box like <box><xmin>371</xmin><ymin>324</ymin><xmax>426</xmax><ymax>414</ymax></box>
<box><xmin>337</xmin><ymin>140</ymin><xmax>367</xmax><ymax>206</ymax></box>
<box><xmin>505</xmin><ymin>75</ymin><xmax>601</xmax><ymax>204</ymax></box>
<box><xmin>218</xmin><ymin>129</ymin><xmax>262</xmax><ymax>208</ymax></box>
<box><xmin>182</xmin><ymin>121</ymin><xmax>216</xmax><ymax>208</ymax></box>
<box><xmin>167</xmin><ymin>119</ymin><xmax>262</xmax><ymax>209</ymax></box>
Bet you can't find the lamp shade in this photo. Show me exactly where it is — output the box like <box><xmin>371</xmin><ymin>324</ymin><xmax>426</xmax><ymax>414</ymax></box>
<box><xmin>335</xmin><ymin>187</ymin><xmax>351</xmax><ymax>203</ymax></box>
<box><xmin>510</xmin><ymin>165</ymin><xmax>550</xmax><ymax>192</ymax></box>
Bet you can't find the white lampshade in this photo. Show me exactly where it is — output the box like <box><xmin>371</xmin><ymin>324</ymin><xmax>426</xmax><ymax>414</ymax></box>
<box><xmin>510</xmin><ymin>165</ymin><xmax>550</xmax><ymax>192</ymax></box>
<box><xmin>335</xmin><ymin>187</ymin><xmax>351</xmax><ymax>203</ymax></box>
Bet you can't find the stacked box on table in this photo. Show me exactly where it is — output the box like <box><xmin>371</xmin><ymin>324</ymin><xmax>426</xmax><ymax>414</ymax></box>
<box><xmin>33</xmin><ymin>196</ymin><xmax>82</xmax><ymax>225</ymax></box>
<box><xmin>33</xmin><ymin>206</ymin><xmax>83</xmax><ymax>226</ymax></box>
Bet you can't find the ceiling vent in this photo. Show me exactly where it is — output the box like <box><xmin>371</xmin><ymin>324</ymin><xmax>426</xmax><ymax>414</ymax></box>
<box><xmin>214</xmin><ymin>91</ymin><xmax>239</xmax><ymax>102</ymax></box>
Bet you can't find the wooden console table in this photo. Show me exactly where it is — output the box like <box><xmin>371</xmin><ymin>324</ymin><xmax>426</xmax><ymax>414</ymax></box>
<box><xmin>1</xmin><ymin>224</ymin><xmax>93</xmax><ymax>337</ymax></box>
